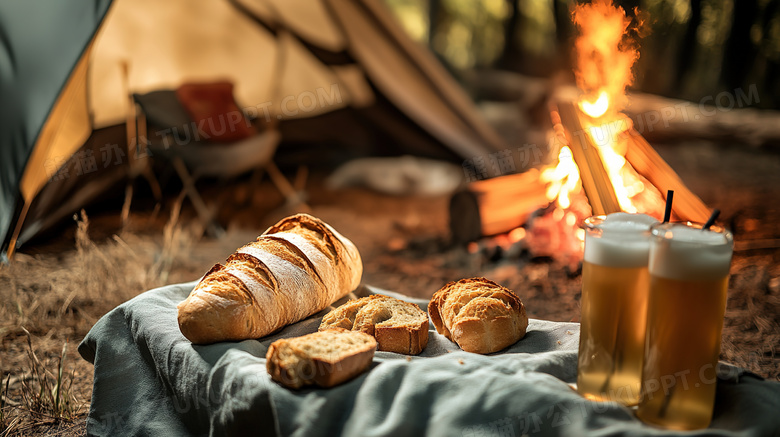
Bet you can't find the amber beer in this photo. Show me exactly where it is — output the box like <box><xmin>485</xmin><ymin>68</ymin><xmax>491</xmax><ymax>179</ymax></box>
<box><xmin>577</xmin><ymin>213</ymin><xmax>658</xmax><ymax>405</ymax></box>
<box><xmin>637</xmin><ymin>223</ymin><xmax>733</xmax><ymax>430</ymax></box>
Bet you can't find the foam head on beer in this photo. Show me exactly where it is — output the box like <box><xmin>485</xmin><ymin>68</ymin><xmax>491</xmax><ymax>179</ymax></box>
<box><xmin>649</xmin><ymin>224</ymin><xmax>733</xmax><ymax>281</ymax></box>
<box><xmin>584</xmin><ymin>213</ymin><xmax>659</xmax><ymax>268</ymax></box>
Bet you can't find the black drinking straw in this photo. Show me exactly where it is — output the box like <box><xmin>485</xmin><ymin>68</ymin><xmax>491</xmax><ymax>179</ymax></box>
<box><xmin>663</xmin><ymin>190</ymin><xmax>674</xmax><ymax>223</ymax></box>
<box><xmin>703</xmin><ymin>209</ymin><xmax>721</xmax><ymax>230</ymax></box>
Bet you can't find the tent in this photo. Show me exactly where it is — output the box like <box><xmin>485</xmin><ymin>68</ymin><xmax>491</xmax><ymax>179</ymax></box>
<box><xmin>0</xmin><ymin>0</ymin><xmax>508</xmax><ymax>259</ymax></box>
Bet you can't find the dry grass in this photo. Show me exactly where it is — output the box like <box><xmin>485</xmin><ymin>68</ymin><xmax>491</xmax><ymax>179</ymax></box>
<box><xmin>719</xmin><ymin>254</ymin><xmax>780</xmax><ymax>379</ymax></box>
<box><xmin>1</xmin><ymin>329</ymin><xmax>76</xmax><ymax>435</ymax></box>
<box><xmin>0</xmin><ymin>208</ymin><xmax>200</xmax><ymax>436</ymax></box>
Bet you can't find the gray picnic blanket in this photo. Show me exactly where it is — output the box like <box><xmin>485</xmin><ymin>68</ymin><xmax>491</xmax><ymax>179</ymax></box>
<box><xmin>78</xmin><ymin>281</ymin><xmax>780</xmax><ymax>436</ymax></box>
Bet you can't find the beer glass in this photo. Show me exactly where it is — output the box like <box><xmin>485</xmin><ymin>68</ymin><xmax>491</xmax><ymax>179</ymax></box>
<box><xmin>577</xmin><ymin>213</ymin><xmax>658</xmax><ymax>405</ymax></box>
<box><xmin>637</xmin><ymin>222</ymin><xmax>733</xmax><ymax>430</ymax></box>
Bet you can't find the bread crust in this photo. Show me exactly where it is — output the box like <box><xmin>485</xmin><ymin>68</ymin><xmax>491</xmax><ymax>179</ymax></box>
<box><xmin>428</xmin><ymin>277</ymin><xmax>528</xmax><ymax>354</ymax></box>
<box><xmin>177</xmin><ymin>214</ymin><xmax>362</xmax><ymax>344</ymax></box>
<box><xmin>319</xmin><ymin>294</ymin><xmax>429</xmax><ymax>355</ymax></box>
<box><xmin>266</xmin><ymin>328</ymin><xmax>376</xmax><ymax>389</ymax></box>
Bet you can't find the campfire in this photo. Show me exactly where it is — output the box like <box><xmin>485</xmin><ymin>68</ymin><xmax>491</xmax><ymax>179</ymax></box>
<box><xmin>452</xmin><ymin>0</ymin><xmax>711</xmax><ymax>269</ymax></box>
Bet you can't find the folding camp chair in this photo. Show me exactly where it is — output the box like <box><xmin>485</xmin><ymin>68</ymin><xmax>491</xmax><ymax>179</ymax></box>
<box><xmin>131</xmin><ymin>85</ymin><xmax>301</xmax><ymax>236</ymax></box>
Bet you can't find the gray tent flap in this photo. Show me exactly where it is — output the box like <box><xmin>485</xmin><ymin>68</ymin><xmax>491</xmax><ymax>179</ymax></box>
<box><xmin>0</xmin><ymin>0</ymin><xmax>113</xmax><ymax>253</ymax></box>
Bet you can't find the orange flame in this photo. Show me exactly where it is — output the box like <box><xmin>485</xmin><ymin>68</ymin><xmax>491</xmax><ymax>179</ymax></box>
<box><xmin>573</xmin><ymin>0</ymin><xmax>639</xmax><ymax>119</ymax></box>
<box><xmin>573</xmin><ymin>0</ymin><xmax>647</xmax><ymax>213</ymax></box>
<box><xmin>541</xmin><ymin>145</ymin><xmax>580</xmax><ymax>210</ymax></box>
<box><xmin>542</xmin><ymin>0</ymin><xmax>651</xmax><ymax>214</ymax></box>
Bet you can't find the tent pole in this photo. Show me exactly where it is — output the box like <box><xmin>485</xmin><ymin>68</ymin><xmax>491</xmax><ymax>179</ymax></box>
<box><xmin>5</xmin><ymin>200</ymin><xmax>31</xmax><ymax>260</ymax></box>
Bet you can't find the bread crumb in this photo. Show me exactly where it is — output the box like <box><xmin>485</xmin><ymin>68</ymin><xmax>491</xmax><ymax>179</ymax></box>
<box><xmin>566</xmin><ymin>330</ymin><xmax>574</xmax><ymax>335</ymax></box>
<box><xmin>557</xmin><ymin>340</ymin><xmax>562</xmax><ymax>345</ymax></box>
<box><xmin>405</xmin><ymin>356</ymin><xmax>412</xmax><ymax>362</ymax></box>
<box><xmin>457</xmin><ymin>359</ymin><xmax>464</xmax><ymax>365</ymax></box>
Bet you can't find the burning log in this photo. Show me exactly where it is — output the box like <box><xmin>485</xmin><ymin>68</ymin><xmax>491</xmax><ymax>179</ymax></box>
<box><xmin>555</xmin><ymin>101</ymin><xmax>622</xmax><ymax>216</ymax></box>
<box><xmin>624</xmin><ymin>129</ymin><xmax>712</xmax><ymax>223</ymax></box>
<box><xmin>450</xmin><ymin>169</ymin><xmax>549</xmax><ymax>244</ymax></box>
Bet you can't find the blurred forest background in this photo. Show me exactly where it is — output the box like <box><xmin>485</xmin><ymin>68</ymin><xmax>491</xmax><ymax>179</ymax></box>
<box><xmin>383</xmin><ymin>0</ymin><xmax>780</xmax><ymax>108</ymax></box>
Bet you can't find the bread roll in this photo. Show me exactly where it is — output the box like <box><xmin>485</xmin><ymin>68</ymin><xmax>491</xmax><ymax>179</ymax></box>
<box><xmin>266</xmin><ymin>328</ymin><xmax>377</xmax><ymax>389</ymax></box>
<box><xmin>177</xmin><ymin>214</ymin><xmax>362</xmax><ymax>344</ymax></box>
<box><xmin>319</xmin><ymin>294</ymin><xmax>429</xmax><ymax>354</ymax></box>
<box><xmin>428</xmin><ymin>277</ymin><xmax>528</xmax><ymax>354</ymax></box>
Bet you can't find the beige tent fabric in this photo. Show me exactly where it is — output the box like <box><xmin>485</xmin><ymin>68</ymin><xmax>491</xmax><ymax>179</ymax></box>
<box><xmin>85</xmin><ymin>0</ymin><xmax>508</xmax><ymax>148</ymax></box>
<box><xmin>274</xmin><ymin>31</ymin><xmax>351</xmax><ymax>118</ymax></box>
<box><xmin>266</xmin><ymin>0</ymin><xmax>347</xmax><ymax>53</ymax></box>
<box><xmin>326</xmin><ymin>0</ymin><xmax>507</xmax><ymax>159</ymax></box>
<box><xmin>331</xmin><ymin>65</ymin><xmax>375</xmax><ymax>108</ymax></box>
<box><xmin>88</xmin><ymin>0</ymin><xmax>355</xmax><ymax>127</ymax></box>
<box><xmin>355</xmin><ymin>0</ymin><xmax>507</xmax><ymax>150</ymax></box>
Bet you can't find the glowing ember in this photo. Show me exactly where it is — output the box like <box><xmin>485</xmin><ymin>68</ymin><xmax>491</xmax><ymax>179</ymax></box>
<box><xmin>494</xmin><ymin>234</ymin><xmax>511</xmax><ymax>250</ymax></box>
<box><xmin>508</xmin><ymin>227</ymin><xmax>526</xmax><ymax>242</ymax></box>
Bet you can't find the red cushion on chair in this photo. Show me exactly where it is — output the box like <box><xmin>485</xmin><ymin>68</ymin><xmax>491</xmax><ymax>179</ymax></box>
<box><xmin>175</xmin><ymin>81</ymin><xmax>256</xmax><ymax>143</ymax></box>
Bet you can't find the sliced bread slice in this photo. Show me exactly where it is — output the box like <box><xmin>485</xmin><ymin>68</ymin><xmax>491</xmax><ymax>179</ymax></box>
<box><xmin>266</xmin><ymin>328</ymin><xmax>376</xmax><ymax>389</ymax></box>
<box><xmin>319</xmin><ymin>294</ymin><xmax>429</xmax><ymax>355</ymax></box>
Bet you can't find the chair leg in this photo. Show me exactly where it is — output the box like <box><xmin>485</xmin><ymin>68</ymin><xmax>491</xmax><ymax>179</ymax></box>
<box><xmin>293</xmin><ymin>165</ymin><xmax>309</xmax><ymax>205</ymax></box>
<box><xmin>173</xmin><ymin>189</ymin><xmax>187</xmax><ymax>222</ymax></box>
<box><xmin>140</xmin><ymin>165</ymin><xmax>163</xmax><ymax>222</ymax></box>
<box><xmin>265</xmin><ymin>161</ymin><xmax>309</xmax><ymax>209</ymax></box>
<box><xmin>294</xmin><ymin>165</ymin><xmax>308</xmax><ymax>192</ymax></box>
<box><xmin>121</xmin><ymin>166</ymin><xmax>160</xmax><ymax>228</ymax></box>
<box><xmin>141</xmin><ymin>165</ymin><xmax>163</xmax><ymax>203</ymax></box>
<box><xmin>121</xmin><ymin>182</ymin><xmax>133</xmax><ymax>228</ymax></box>
<box><xmin>171</xmin><ymin>157</ymin><xmax>224</xmax><ymax>238</ymax></box>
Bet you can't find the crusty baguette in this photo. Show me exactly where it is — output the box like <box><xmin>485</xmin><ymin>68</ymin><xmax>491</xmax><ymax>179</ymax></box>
<box><xmin>266</xmin><ymin>328</ymin><xmax>377</xmax><ymax>389</ymax></box>
<box><xmin>177</xmin><ymin>214</ymin><xmax>362</xmax><ymax>344</ymax></box>
<box><xmin>319</xmin><ymin>294</ymin><xmax>429</xmax><ymax>355</ymax></box>
<box><xmin>428</xmin><ymin>277</ymin><xmax>528</xmax><ymax>354</ymax></box>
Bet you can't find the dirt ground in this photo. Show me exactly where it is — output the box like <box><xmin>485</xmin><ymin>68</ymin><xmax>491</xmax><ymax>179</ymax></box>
<box><xmin>1</xmin><ymin>139</ymin><xmax>779</xmax><ymax>435</ymax></box>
